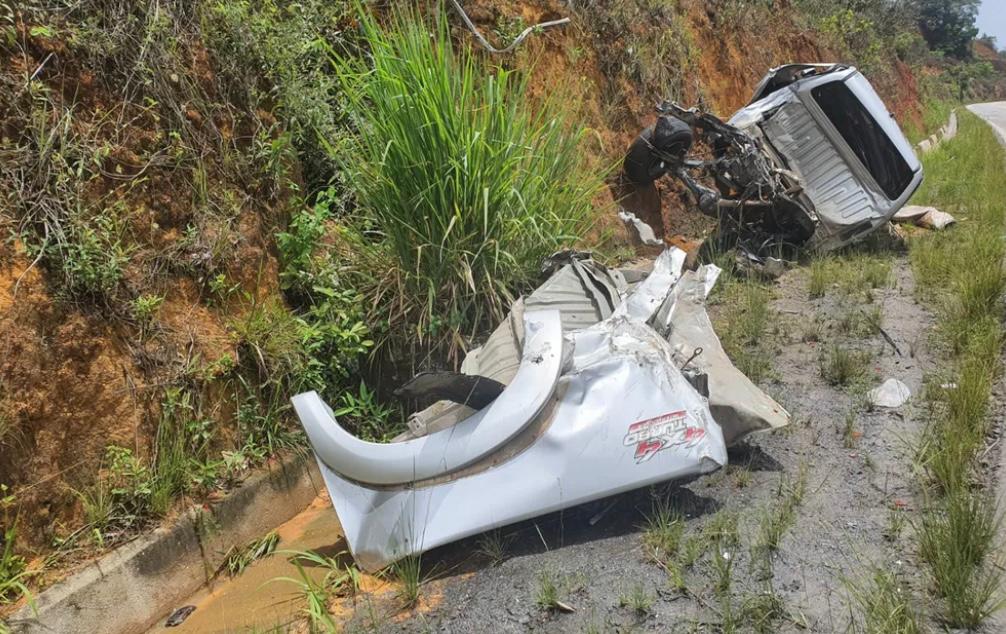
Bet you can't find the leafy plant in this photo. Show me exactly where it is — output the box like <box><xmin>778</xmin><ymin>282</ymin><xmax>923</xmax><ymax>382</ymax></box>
<box><xmin>222</xmin><ymin>531</ymin><xmax>280</xmax><ymax>577</ymax></box>
<box><xmin>0</xmin><ymin>486</ymin><xmax>35</xmax><ymax>611</ymax></box>
<box><xmin>0</xmin><ymin>525</ymin><xmax>30</xmax><ymax>605</ymax></box>
<box><xmin>333</xmin><ymin>382</ymin><xmax>402</xmax><ymax>442</ymax></box>
<box><xmin>130</xmin><ymin>293</ymin><xmax>164</xmax><ymax>330</ymax></box>
<box><xmin>275</xmin><ymin>549</ymin><xmax>360</xmax><ymax>632</ymax></box>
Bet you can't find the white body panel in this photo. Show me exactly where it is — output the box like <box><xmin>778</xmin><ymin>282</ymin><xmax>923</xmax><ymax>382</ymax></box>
<box><xmin>292</xmin><ymin>250</ymin><xmax>728</xmax><ymax>571</ymax></box>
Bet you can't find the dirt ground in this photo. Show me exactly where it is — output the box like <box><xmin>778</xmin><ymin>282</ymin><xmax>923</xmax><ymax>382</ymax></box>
<box><xmin>354</xmin><ymin>256</ymin><xmax>935</xmax><ymax>633</ymax></box>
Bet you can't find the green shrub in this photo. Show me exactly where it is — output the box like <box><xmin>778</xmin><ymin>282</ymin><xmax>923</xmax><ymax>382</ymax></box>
<box><xmin>332</xmin><ymin>5</ymin><xmax>601</xmax><ymax>358</ymax></box>
<box><xmin>201</xmin><ymin>0</ymin><xmax>352</xmax><ymax>191</ymax></box>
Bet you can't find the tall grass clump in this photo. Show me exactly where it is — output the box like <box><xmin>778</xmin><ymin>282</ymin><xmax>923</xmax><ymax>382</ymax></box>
<box><xmin>846</xmin><ymin>568</ymin><xmax>923</xmax><ymax>634</ymax></box>
<box><xmin>908</xmin><ymin>111</ymin><xmax>1006</xmax><ymax>627</ymax></box>
<box><xmin>332</xmin><ymin>5</ymin><xmax>601</xmax><ymax>359</ymax></box>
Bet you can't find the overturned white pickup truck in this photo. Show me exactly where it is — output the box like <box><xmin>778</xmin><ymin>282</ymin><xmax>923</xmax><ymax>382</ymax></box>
<box><xmin>623</xmin><ymin>64</ymin><xmax>923</xmax><ymax>254</ymax></box>
<box><xmin>293</xmin><ymin>249</ymin><xmax>788</xmax><ymax>571</ymax></box>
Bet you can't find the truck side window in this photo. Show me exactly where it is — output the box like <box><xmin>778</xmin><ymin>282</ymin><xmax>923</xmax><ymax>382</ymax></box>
<box><xmin>811</xmin><ymin>81</ymin><xmax>914</xmax><ymax>199</ymax></box>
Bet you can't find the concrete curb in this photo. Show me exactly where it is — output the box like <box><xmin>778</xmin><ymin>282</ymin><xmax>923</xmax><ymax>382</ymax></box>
<box><xmin>917</xmin><ymin>109</ymin><xmax>958</xmax><ymax>154</ymax></box>
<box><xmin>6</xmin><ymin>453</ymin><xmax>321</xmax><ymax>634</ymax></box>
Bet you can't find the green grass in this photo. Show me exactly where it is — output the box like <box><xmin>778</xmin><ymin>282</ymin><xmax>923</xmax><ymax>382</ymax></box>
<box><xmin>332</xmin><ymin>5</ymin><xmax>602</xmax><ymax>360</ymax></box>
<box><xmin>756</xmin><ymin>466</ymin><xmax>807</xmax><ymax>554</ymax></box>
<box><xmin>642</xmin><ymin>497</ymin><xmax>684</xmax><ymax>563</ymax></box>
<box><xmin>392</xmin><ymin>555</ymin><xmax>423</xmax><ymax>608</ymax></box>
<box><xmin>807</xmin><ymin>254</ymin><xmax>891</xmax><ymax>300</ymax></box>
<box><xmin>474</xmin><ymin>529</ymin><xmax>511</xmax><ymax>566</ymax></box>
<box><xmin>222</xmin><ymin>531</ymin><xmax>280</xmax><ymax>577</ymax></box>
<box><xmin>917</xmin><ymin>490</ymin><xmax>1003</xmax><ymax>628</ymax></box>
<box><xmin>274</xmin><ymin>549</ymin><xmax>360</xmax><ymax>630</ymax></box>
<box><xmin>819</xmin><ymin>345</ymin><xmax>872</xmax><ymax>387</ymax></box>
<box><xmin>908</xmin><ymin>110</ymin><xmax>1006</xmax><ymax>627</ymax></box>
<box><xmin>618</xmin><ymin>583</ymin><xmax>654</xmax><ymax>615</ymax></box>
<box><xmin>535</xmin><ymin>569</ymin><xmax>577</xmax><ymax>612</ymax></box>
<box><xmin>713</xmin><ymin>278</ymin><xmax>776</xmax><ymax>383</ymax></box>
<box><xmin>0</xmin><ymin>525</ymin><xmax>32</xmax><ymax>607</ymax></box>
<box><xmin>846</xmin><ymin>568</ymin><xmax>923</xmax><ymax>634</ymax></box>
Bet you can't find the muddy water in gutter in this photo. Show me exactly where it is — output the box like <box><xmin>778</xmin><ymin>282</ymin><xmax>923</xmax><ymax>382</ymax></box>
<box><xmin>149</xmin><ymin>492</ymin><xmax>369</xmax><ymax>633</ymax></box>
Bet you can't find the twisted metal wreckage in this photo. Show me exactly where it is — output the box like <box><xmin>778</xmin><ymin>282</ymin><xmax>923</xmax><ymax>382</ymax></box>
<box><xmin>293</xmin><ymin>249</ymin><xmax>787</xmax><ymax>571</ymax></box>
<box><xmin>293</xmin><ymin>64</ymin><xmax>922</xmax><ymax>571</ymax></box>
<box><xmin>621</xmin><ymin>63</ymin><xmax>923</xmax><ymax>257</ymax></box>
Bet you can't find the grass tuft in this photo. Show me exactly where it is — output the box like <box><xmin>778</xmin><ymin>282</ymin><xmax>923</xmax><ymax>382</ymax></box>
<box><xmin>714</xmin><ymin>278</ymin><xmax>776</xmax><ymax>383</ymax></box>
<box><xmin>918</xmin><ymin>491</ymin><xmax>1003</xmax><ymax>627</ymax></box>
<box><xmin>392</xmin><ymin>555</ymin><xmax>423</xmax><ymax>608</ymax></box>
<box><xmin>847</xmin><ymin>568</ymin><xmax>923</xmax><ymax>634</ymax></box>
<box><xmin>642</xmin><ymin>497</ymin><xmax>684</xmax><ymax>563</ymax></box>
<box><xmin>332</xmin><ymin>5</ymin><xmax>602</xmax><ymax>360</ymax></box>
<box><xmin>618</xmin><ymin>583</ymin><xmax>654</xmax><ymax>615</ymax></box>
<box><xmin>819</xmin><ymin>345</ymin><xmax>872</xmax><ymax>386</ymax></box>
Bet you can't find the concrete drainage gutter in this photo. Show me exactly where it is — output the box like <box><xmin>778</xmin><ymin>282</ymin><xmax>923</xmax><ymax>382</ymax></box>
<box><xmin>917</xmin><ymin>109</ymin><xmax>958</xmax><ymax>154</ymax></box>
<box><xmin>6</xmin><ymin>453</ymin><xmax>321</xmax><ymax>634</ymax></box>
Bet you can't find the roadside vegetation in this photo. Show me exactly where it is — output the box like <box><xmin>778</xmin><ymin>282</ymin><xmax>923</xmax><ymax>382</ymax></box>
<box><xmin>909</xmin><ymin>111</ymin><xmax>1006</xmax><ymax>628</ymax></box>
<box><xmin>330</xmin><ymin>6</ymin><xmax>600</xmax><ymax>362</ymax></box>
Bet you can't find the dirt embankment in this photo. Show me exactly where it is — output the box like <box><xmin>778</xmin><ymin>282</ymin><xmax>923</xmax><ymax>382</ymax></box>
<box><xmin>0</xmin><ymin>21</ymin><xmax>284</xmax><ymax>560</ymax></box>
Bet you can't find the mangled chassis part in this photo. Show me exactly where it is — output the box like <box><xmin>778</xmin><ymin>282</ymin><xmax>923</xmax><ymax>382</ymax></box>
<box><xmin>293</xmin><ymin>250</ymin><xmax>788</xmax><ymax>571</ymax></box>
<box><xmin>622</xmin><ymin>64</ymin><xmax>923</xmax><ymax>254</ymax></box>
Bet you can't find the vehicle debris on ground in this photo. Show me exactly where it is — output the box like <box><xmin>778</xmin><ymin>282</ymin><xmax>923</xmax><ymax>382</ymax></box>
<box><xmin>292</xmin><ymin>248</ymin><xmax>789</xmax><ymax>571</ymax></box>
<box><xmin>892</xmin><ymin>205</ymin><xmax>956</xmax><ymax>230</ymax></box>
<box><xmin>620</xmin><ymin>64</ymin><xmax>924</xmax><ymax>256</ymax></box>
<box><xmin>868</xmin><ymin>378</ymin><xmax>912</xmax><ymax>408</ymax></box>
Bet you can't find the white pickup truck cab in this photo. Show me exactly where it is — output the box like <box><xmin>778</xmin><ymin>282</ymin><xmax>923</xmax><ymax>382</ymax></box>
<box><xmin>730</xmin><ymin>64</ymin><xmax>924</xmax><ymax>251</ymax></box>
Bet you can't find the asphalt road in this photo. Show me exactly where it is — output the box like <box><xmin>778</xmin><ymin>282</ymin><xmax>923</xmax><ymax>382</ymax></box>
<box><xmin>968</xmin><ymin>101</ymin><xmax>1006</xmax><ymax>144</ymax></box>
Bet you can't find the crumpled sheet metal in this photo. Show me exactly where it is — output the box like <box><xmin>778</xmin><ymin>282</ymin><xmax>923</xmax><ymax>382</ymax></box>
<box><xmin>409</xmin><ymin>248</ymin><xmax>784</xmax><ymax>443</ymax></box>
<box><xmin>661</xmin><ymin>266</ymin><xmax>790</xmax><ymax>444</ymax></box>
<box><xmin>405</xmin><ymin>257</ymin><xmax>630</xmax><ymax>438</ymax></box>
<box><xmin>293</xmin><ymin>249</ymin><xmax>726</xmax><ymax>571</ymax></box>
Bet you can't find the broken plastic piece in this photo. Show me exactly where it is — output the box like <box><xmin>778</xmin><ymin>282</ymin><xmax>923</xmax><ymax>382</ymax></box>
<box><xmin>868</xmin><ymin>378</ymin><xmax>911</xmax><ymax>408</ymax></box>
<box><xmin>618</xmin><ymin>209</ymin><xmax>663</xmax><ymax>246</ymax></box>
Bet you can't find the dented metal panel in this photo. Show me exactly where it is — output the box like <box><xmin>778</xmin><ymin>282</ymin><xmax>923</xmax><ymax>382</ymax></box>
<box><xmin>762</xmin><ymin>100</ymin><xmax>886</xmax><ymax>247</ymax></box>
<box><xmin>292</xmin><ymin>249</ymin><xmax>728</xmax><ymax>571</ymax></box>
